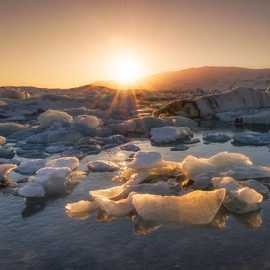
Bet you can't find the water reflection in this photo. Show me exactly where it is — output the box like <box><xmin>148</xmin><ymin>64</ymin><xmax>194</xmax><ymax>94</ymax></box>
<box><xmin>234</xmin><ymin>211</ymin><xmax>263</xmax><ymax>230</ymax></box>
<box><xmin>22</xmin><ymin>198</ymin><xmax>46</xmax><ymax>218</ymax></box>
<box><xmin>132</xmin><ymin>215</ymin><xmax>161</xmax><ymax>235</ymax></box>
<box><xmin>65</xmin><ymin>201</ymin><xmax>263</xmax><ymax>235</ymax></box>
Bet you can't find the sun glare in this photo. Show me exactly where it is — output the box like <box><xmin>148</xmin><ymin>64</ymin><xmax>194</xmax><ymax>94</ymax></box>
<box><xmin>110</xmin><ymin>53</ymin><xmax>143</xmax><ymax>85</ymax></box>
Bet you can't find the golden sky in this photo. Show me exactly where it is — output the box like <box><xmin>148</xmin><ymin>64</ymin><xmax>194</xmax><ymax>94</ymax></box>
<box><xmin>0</xmin><ymin>0</ymin><xmax>270</xmax><ymax>88</ymax></box>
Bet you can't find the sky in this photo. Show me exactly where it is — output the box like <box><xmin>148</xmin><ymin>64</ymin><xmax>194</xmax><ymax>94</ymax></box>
<box><xmin>0</xmin><ymin>0</ymin><xmax>270</xmax><ymax>88</ymax></box>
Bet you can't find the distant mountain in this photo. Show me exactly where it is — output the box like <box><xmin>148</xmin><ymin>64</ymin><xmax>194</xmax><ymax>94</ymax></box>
<box><xmin>2</xmin><ymin>66</ymin><xmax>270</xmax><ymax>93</ymax></box>
<box><xmin>137</xmin><ymin>66</ymin><xmax>270</xmax><ymax>91</ymax></box>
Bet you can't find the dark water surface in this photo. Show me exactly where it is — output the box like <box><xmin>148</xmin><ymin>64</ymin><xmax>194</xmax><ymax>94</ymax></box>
<box><xmin>1</xmin><ymin>131</ymin><xmax>270</xmax><ymax>270</ymax></box>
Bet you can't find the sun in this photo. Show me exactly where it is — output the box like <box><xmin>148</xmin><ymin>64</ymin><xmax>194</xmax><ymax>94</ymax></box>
<box><xmin>110</xmin><ymin>53</ymin><xmax>143</xmax><ymax>85</ymax></box>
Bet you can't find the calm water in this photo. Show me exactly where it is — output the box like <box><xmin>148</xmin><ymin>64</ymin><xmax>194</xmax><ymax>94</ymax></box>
<box><xmin>1</xmin><ymin>130</ymin><xmax>270</xmax><ymax>270</ymax></box>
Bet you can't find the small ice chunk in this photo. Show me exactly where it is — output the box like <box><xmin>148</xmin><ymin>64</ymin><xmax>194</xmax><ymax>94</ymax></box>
<box><xmin>17</xmin><ymin>159</ymin><xmax>46</xmax><ymax>175</ymax></box>
<box><xmin>0</xmin><ymin>136</ymin><xmax>6</xmax><ymax>145</ymax></box>
<box><xmin>38</xmin><ymin>110</ymin><xmax>73</xmax><ymax>128</ymax></box>
<box><xmin>32</xmin><ymin>167</ymin><xmax>72</xmax><ymax>196</ymax></box>
<box><xmin>18</xmin><ymin>182</ymin><xmax>45</xmax><ymax>198</ymax></box>
<box><xmin>150</xmin><ymin>126</ymin><xmax>193</xmax><ymax>144</ymax></box>
<box><xmin>128</xmin><ymin>151</ymin><xmax>162</xmax><ymax>170</ymax></box>
<box><xmin>0</xmin><ymin>164</ymin><xmax>17</xmax><ymax>183</ymax></box>
<box><xmin>87</xmin><ymin>160</ymin><xmax>119</xmax><ymax>172</ymax></box>
<box><xmin>46</xmin><ymin>157</ymin><xmax>79</xmax><ymax>171</ymax></box>
<box><xmin>131</xmin><ymin>189</ymin><xmax>226</xmax><ymax>225</ymax></box>
<box><xmin>224</xmin><ymin>187</ymin><xmax>263</xmax><ymax>214</ymax></box>
<box><xmin>203</xmin><ymin>133</ymin><xmax>231</xmax><ymax>143</ymax></box>
<box><xmin>170</xmin><ymin>144</ymin><xmax>189</xmax><ymax>151</ymax></box>
<box><xmin>95</xmin><ymin>197</ymin><xmax>133</xmax><ymax>217</ymax></box>
<box><xmin>74</xmin><ymin>115</ymin><xmax>101</xmax><ymax>129</ymax></box>
<box><xmin>89</xmin><ymin>185</ymin><xmax>125</xmax><ymax>200</ymax></box>
<box><xmin>233</xmin><ymin>132</ymin><xmax>270</xmax><ymax>146</ymax></box>
<box><xmin>120</xmin><ymin>144</ymin><xmax>140</xmax><ymax>152</ymax></box>
<box><xmin>65</xmin><ymin>200</ymin><xmax>98</xmax><ymax>214</ymax></box>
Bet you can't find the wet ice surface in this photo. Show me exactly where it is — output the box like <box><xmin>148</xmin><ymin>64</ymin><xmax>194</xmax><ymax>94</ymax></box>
<box><xmin>2</xmin><ymin>130</ymin><xmax>270</xmax><ymax>270</ymax></box>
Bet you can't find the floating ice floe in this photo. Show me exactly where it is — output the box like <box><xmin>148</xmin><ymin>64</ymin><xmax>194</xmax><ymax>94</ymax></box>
<box><xmin>131</xmin><ymin>189</ymin><xmax>226</xmax><ymax>225</ymax></box>
<box><xmin>0</xmin><ymin>136</ymin><xmax>6</xmax><ymax>145</ymax></box>
<box><xmin>120</xmin><ymin>144</ymin><xmax>141</xmax><ymax>152</ymax></box>
<box><xmin>89</xmin><ymin>185</ymin><xmax>125</xmax><ymax>200</ymax></box>
<box><xmin>128</xmin><ymin>151</ymin><xmax>162</xmax><ymax>170</ymax></box>
<box><xmin>0</xmin><ymin>164</ymin><xmax>17</xmax><ymax>185</ymax></box>
<box><xmin>38</xmin><ymin>110</ymin><xmax>73</xmax><ymax>128</ymax></box>
<box><xmin>224</xmin><ymin>187</ymin><xmax>263</xmax><ymax>214</ymax></box>
<box><xmin>46</xmin><ymin>157</ymin><xmax>79</xmax><ymax>171</ymax></box>
<box><xmin>203</xmin><ymin>133</ymin><xmax>231</xmax><ymax>143</ymax></box>
<box><xmin>65</xmin><ymin>200</ymin><xmax>98</xmax><ymax>217</ymax></box>
<box><xmin>18</xmin><ymin>182</ymin><xmax>45</xmax><ymax>198</ymax></box>
<box><xmin>170</xmin><ymin>144</ymin><xmax>189</xmax><ymax>151</ymax></box>
<box><xmin>87</xmin><ymin>160</ymin><xmax>119</xmax><ymax>172</ymax></box>
<box><xmin>74</xmin><ymin>115</ymin><xmax>101</xmax><ymax>129</ymax></box>
<box><xmin>17</xmin><ymin>159</ymin><xmax>46</xmax><ymax>175</ymax></box>
<box><xmin>232</xmin><ymin>132</ymin><xmax>270</xmax><ymax>146</ymax></box>
<box><xmin>211</xmin><ymin>176</ymin><xmax>264</xmax><ymax>214</ymax></box>
<box><xmin>150</xmin><ymin>126</ymin><xmax>193</xmax><ymax>144</ymax></box>
<box><xmin>181</xmin><ymin>152</ymin><xmax>270</xmax><ymax>188</ymax></box>
<box><xmin>25</xmin><ymin>167</ymin><xmax>72</xmax><ymax>197</ymax></box>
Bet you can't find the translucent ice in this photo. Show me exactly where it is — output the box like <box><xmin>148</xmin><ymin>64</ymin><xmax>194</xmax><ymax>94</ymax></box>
<box><xmin>131</xmin><ymin>189</ymin><xmax>226</xmax><ymax>225</ymax></box>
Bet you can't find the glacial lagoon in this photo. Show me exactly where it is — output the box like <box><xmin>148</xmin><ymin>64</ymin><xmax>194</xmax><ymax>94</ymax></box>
<box><xmin>2</xmin><ymin>129</ymin><xmax>270</xmax><ymax>270</ymax></box>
